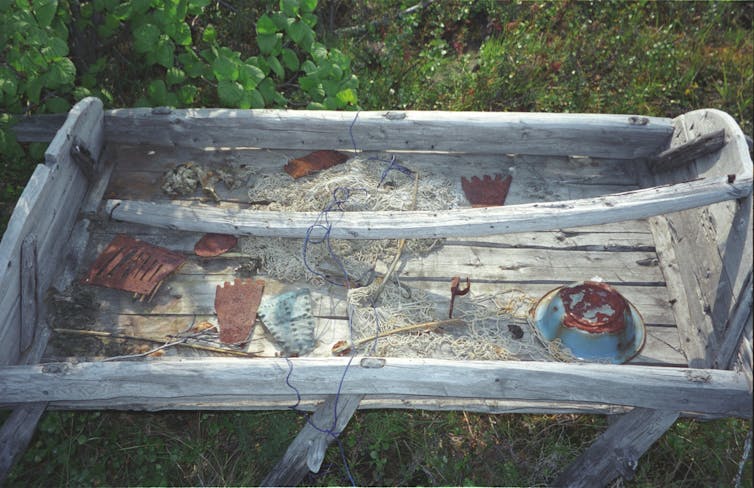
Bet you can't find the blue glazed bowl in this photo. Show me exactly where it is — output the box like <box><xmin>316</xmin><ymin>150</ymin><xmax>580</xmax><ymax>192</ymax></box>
<box><xmin>529</xmin><ymin>282</ymin><xmax>646</xmax><ymax>364</ymax></box>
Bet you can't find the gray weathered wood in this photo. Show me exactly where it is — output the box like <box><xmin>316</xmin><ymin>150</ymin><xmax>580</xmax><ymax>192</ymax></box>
<box><xmin>0</xmin><ymin>324</ymin><xmax>50</xmax><ymax>483</ymax></box>
<box><xmin>261</xmin><ymin>394</ymin><xmax>363</xmax><ymax>486</ymax></box>
<box><xmin>554</xmin><ymin>408</ymin><xmax>679</xmax><ymax>487</ymax></box>
<box><xmin>0</xmin><ymin>358</ymin><xmax>750</xmax><ymax>417</ymax></box>
<box><xmin>0</xmin><ymin>403</ymin><xmax>47</xmax><ymax>483</ymax></box>
<box><xmin>103</xmin><ymin>174</ymin><xmax>751</xmax><ymax>239</ymax></box>
<box><xmin>99</xmin><ymin>109</ymin><xmax>674</xmax><ymax>158</ymax></box>
<box><xmin>649</xmin><ymin>129</ymin><xmax>726</xmax><ymax>172</ymax></box>
<box><xmin>19</xmin><ymin>235</ymin><xmax>37</xmax><ymax>353</ymax></box>
<box><xmin>714</xmin><ymin>270</ymin><xmax>753</xmax><ymax>370</ymax></box>
<box><xmin>0</xmin><ymin>98</ymin><xmax>103</xmax><ymax>365</ymax></box>
<box><xmin>14</xmin><ymin>111</ymin><xmax>673</xmax><ymax>159</ymax></box>
<box><xmin>651</xmin><ymin>109</ymin><xmax>753</xmax><ymax>367</ymax></box>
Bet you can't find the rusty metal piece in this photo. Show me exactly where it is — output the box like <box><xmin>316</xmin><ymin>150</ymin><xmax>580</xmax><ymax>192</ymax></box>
<box><xmin>448</xmin><ymin>276</ymin><xmax>471</xmax><ymax>318</ymax></box>
<box><xmin>284</xmin><ymin>150</ymin><xmax>350</xmax><ymax>179</ymax></box>
<box><xmin>194</xmin><ymin>233</ymin><xmax>238</xmax><ymax>257</ymax></box>
<box><xmin>461</xmin><ymin>173</ymin><xmax>513</xmax><ymax>207</ymax></box>
<box><xmin>559</xmin><ymin>281</ymin><xmax>627</xmax><ymax>334</ymax></box>
<box><xmin>215</xmin><ymin>278</ymin><xmax>266</xmax><ymax>344</ymax></box>
<box><xmin>83</xmin><ymin>234</ymin><xmax>185</xmax><ymax>298</ymax></box>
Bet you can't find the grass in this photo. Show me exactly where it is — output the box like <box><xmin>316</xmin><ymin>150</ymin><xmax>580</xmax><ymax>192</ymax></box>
<box><xmin>2</xmin><ymin>1</ymin><xmax>753</xmax><ymax>486</ymax></box>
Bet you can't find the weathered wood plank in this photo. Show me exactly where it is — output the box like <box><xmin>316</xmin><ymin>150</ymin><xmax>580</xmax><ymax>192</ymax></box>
<box><xmin>0</xmin><ymin>324</ymin><xmax>50</xmax><ymax>483</ymax></box>
<box><xmin>649</xmin><ymin>129</ymin><xmax>726</xmax><ymax>172</ymax></box>
<box><xmin>652</xmin><ymin>109</ymin><xmax>753</xmax><ymax>367</ymax></box>
<box><xmin>19</xmin><ymin>235</ymin><xmax>38</xmax><ymax>353</ymax></box>
<box><xmin>554</xmin><ymin>408</ymin><xmax>679</xmax><ymax>487</ymax></box>
<box><xmin>261</xmin><ymin>394</ymin><xmax>363</xmax><ymax>486</ymax></box>
<box><xmin>103</xmin><ymin>174</ymin><xmax>751</xmax><ymax>239</ymax></box>
<box><xmin>0</xmin><ymin>358</ymin><xmax>750</xmax><ymax>417</ymax></box>
<box><xmin>0</xmin><ymin>404</ymin><xmax>47</xmax><ymax>483</ymax></box>
<box><xmin>98</xmin><ymin>109</ymin><xmax>673</xmax><ymax>158</ymax></box>
<box><xmin>0</xmin><ymin>98</ymin><xmax>103</xmax><ymax>365</ymax></box>
<box><xmin>14</xmin><ymin>110</ymin><xmax>673</xmax><ymax>159</ymax></box>
<box><xmin>714</xmin><ymin>270</ymin><xmax>753</xmax><ymax>370</ymax></box>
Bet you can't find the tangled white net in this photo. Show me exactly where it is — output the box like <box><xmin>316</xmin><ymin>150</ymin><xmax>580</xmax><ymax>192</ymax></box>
<box><xmin>346</xmin><ymin>281</ymin><xmax>575</xmax><ymax>361</ymax></box>
<box><xmin>239</xmin><ymin>155</ymin><xmax>456</xmax><ymax>284</ymax></box>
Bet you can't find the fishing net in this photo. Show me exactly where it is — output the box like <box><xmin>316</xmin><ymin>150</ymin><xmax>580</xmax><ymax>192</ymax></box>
<box><xmin>239</xmin><ymin>155</ymin><xmax>455</xmax><ymax>284</ymax></box>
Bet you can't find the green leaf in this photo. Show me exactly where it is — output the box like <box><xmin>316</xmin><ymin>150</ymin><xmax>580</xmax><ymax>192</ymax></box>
<box><xmin>336</xmin><ymin>88</ymin><xmax>357</xmax><ymax>106</ymax></box>
<box><xmin>32</xmin><ymin>0</ymin><xmax>57</xmax><ymax>28</ymax></box>
<box><xmin>270</xmin><ymin>12</ymin><xmax>291</xmax><ymax>30</ymax></box>
<box><xmin>133</xmin><ymin>23</ymin><xmax>160</xmax><ymax>53</ymax></box>
<box><xmin>306</xmin><ymin>101</ymin><xmax>326</xmax><ymax>110</ymax></box>
<box><xmin>131</xmin><ymin>0</ymin><xmax>153</xmax><ymax>15</ymax></box>
<box><xmin>43</xmin><ymin>96</ymin><xmax>70</xmax><ymax>113</ymax></box>
<box><xmin>48</xmin><ymin>58</ymin><xmax>75</xmax><ymax>86</ymax></box>
<box><xmin>172</xmin><ymin>21</ymin><xmax>192</xmax><ymax>46</ymax></box>
<box><xmin>152</xmin><ymin>36</ymin><xmax>174</xmax><ymax>68</ymax></box>
<box><xmin>310</xmin><ymin>42</ymin><xmax>327</xmax><ymax>63</ymax></box>
<box><xmin>267</xmin><ymin>56</ymin><xmax>284</xmax><ymax>78</ymax></box>
<box><xmin>256</xmin><ymin>14</ymin><xmax>277</xmax><ymax>35</ymax></box>
<box><xmin>97</xmin><ymin>11</ymin><xmax>120</xmax><ymax>38</ymax></box>
<box><xmin>202</xmin><ymin>24</ymin><xmax>216</xmax><ymax>43</ymax></box>
<box><xmin>301</xmin><ymin>12</ymin><xmax>317</xmax><ymax>28</ymax></box>
<box><xmin>73</xmin><ymin>86</ymin><xmax>92</xmax><ymax>100</ymax></box>
<box><xmin>257</xmin><ymin>33</ymin><xmax>281</xmax><ymax>55</ymax></box>
<box><xmin>286</xmin><ymin>20</ymin><xmax>310</xmax><ymax>45</ymax></box>
<box><xmin>166</xmin><ymin>66</ymin><xmax>186</xmax><ymax>86</ymax></box>
<box><xmin>301</xmin><ymin>60</ymin><xmax>316</xmax><ymax>74</ymax></box>
<box><xmin>239</xmin><ymin>63</ymin><xmax>265</xmax><ymax>90</ymax></box>
<box><xmin>0</xmin><ymin>68</ymin><xmax>18</xmax><ymax>97</ymax></box>
<box><xmin>323</xmin><ymin>96</ymin><xmax>339</xmax><ymax>109</ymax></box>
<box><xmin>217</xmin><ymin>80</ymin><xmax>243</xmax><ymax>106</ymax></box>
<box><xmin>188</xmin><ymin>0</ymin><xmax>210</xmax><ymax>14</ymax></box>
<box><xmin>248</xmin><ymin>89</ymin><xmax>265</xmax><ymax>108</ymax></box>
<box><xmin>280</xmin><ymin>0</ymin><xmax>299</xmax><ymax>17</ymax></box>
<box><xmin>177</xmin><ymin>84</ymin><xmax>198</xmax><ymax>105</ymax></box>
<box><xmin>45</xmin><ymin>36</ymin><xmax>68</xmax><ymax>58</ymax></box>
<box><xmin>256</xmin><ymin>77</ymin><xmax>276</xmax><ymax>103</ymax></box>
<box><xmin>301</xmin><ymin>0</ymin><xmax>316</xmax><ymax>13</ymax></box>
<box><xmin>178</xmin><ymin>50</ymin><xmax>206</xmax><ymax>77</ymax></box>
<box><xmin>212</xmin><ymin>55</ymin><xmax>238</xmax><ymax>81</ymax></box>
<box><xmin>147</xmin><ymin>79</ymin><xmax>168</xmax><ymax>104</ymax></box>
<box><xmin>25</xmin><ymin>75</ymin><xmax>45</xmax><ymax>103</ymax></box>
<box><xmin>281</xmin><ymin>48</ymin><xmax>299</xmax><ymax>71</ymax></box>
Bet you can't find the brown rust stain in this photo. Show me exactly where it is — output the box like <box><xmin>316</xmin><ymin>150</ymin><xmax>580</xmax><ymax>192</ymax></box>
<box><xmin>559</xmin><ymin>281</ymin><xmax>627</xmax><ymax>334</ymax></box>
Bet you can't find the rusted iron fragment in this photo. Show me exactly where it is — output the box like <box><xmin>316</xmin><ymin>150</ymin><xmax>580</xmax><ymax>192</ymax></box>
<box><xmin>448</xmin><ymin>276</ymin><xmax>471</xmax><ymax>318</ymax></box>
<box><xmin>83</xmin><ymin>234</ymin><xmax>185</xmax><ymax>297</ymax></box>
<box><xmin>284</xmin><ymin>150</ymin><xmax>349</xmax><ymax>179</ymax></box>
<box><xmin>559</xmin><ymin>281</ymin><xmax>627</xmax><ymax>334</ymax></box>
<box><xmin>215</xmin><ymin>278</ymin><xmax>266</xmax><ymax>344</ymax></box>
<box><xmin>461</xmin><ymin>173</ymin><xmax>513</xmax><ymax>207</ymax></box>
<box><xmin>194</xmin><ymin>233</ymin><xmax>238</xmax><ymax>257</ymax></box>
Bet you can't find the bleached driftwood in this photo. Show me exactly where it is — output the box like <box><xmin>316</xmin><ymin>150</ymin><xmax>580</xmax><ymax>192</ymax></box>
<box><xmin>103</xmin><ymin>174</ymin><xmax>751</xmax><ymax>239</ymax></box>
<box><xmin>0</xmin><ymin>358</ymin><xmax>750</xmax><ymax>418</ymax></box>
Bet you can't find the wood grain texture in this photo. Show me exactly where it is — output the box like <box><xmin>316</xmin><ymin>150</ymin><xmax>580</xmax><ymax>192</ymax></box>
<box><xmin>0</xmin><ymin>358</ymin><xmax>750</xmax><ymax>417</ymax></box>
<box><xmin>96</xmin><ymin>109</ymin><xmax>673</xmax><ymax>158</ymax></box>
<box><xmin>103</xmin><ymin>174</ymin><xmax>751</xmax><ymax>239</ymax></box>
<box><xmin>652</xmin><ymin>109</ymin><xmax>753</xmax><ymax>368</ymax></box>
<box><xmin>648</xmin><ymin>129</ymin><xmax>726</xmax><ymax>172</ymax></box>
<box><xmin>261</xmin><ymin>394</ymin><xmax>363</xmax><ymax>486</ymax></box>
<box><xmin>554</xmin><ymin>408</ymin><xmax>679</xmax><ymax>487</ymax></box>
<box><xmin>0</xmin><ymin>98</ymin><xmax>103</xmax><ymax>366</ymax></box>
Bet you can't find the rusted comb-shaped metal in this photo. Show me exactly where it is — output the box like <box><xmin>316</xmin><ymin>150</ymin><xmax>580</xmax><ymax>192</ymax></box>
<box><xmin>215</xmin><ymin>278</ymin><xmax>266</xmax><ymax>344</ymax></box>
<box><xmin>83</xmin><ymin>234</ymin><xmax>186</xmax><ymax>300</ymax></box>
<box><xmin>461</xmin><ymin>173</ymin><xmax>513</xmax><ymax>207</ymax></box>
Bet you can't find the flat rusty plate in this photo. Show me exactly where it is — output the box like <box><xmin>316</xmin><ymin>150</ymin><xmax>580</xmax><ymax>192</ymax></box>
<box><xmin>194</xmin><ymin>233</ymin><xmax>238</xmax><ymax>257</ymax></box>
<box><xmin>461</xmin><ymin>173</ymin><xmax>513</xmax><ymax>207</ymax></box>
<box><xmin>215</xmin><ymin>278</ymin><xmax>266</xmax><ymax>344</ymax></box>
<box><xmin>83</xmin><ymin>234</ymin><xmax>186</xmax><ymax>297</ymax></box>
<box><xmin>284</xmin><ymin>150</ymin><xmax>349</xmax><ymax>179</ymax></box>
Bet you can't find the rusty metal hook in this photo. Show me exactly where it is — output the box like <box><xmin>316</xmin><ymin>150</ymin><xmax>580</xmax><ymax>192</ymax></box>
<box><xmin>449</xmin><ymin>276</ymin><xmax>471</xmax><ymax>318</ymax></box>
